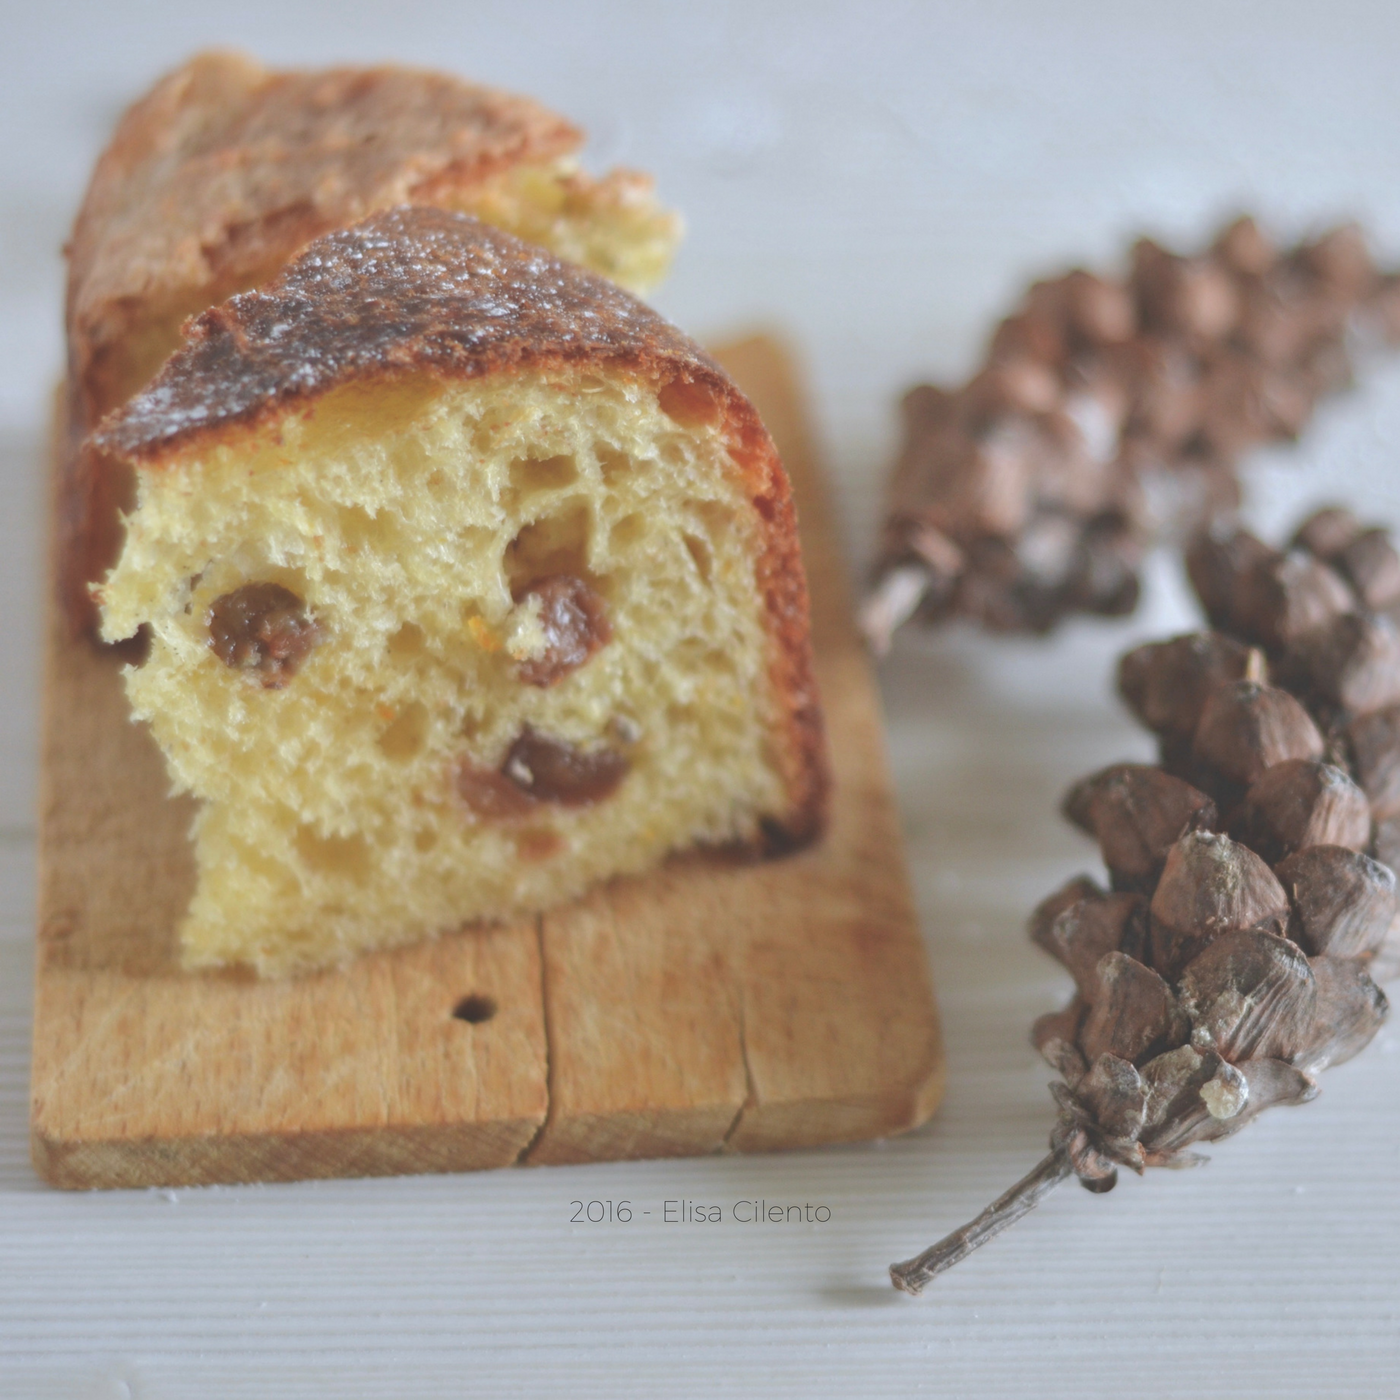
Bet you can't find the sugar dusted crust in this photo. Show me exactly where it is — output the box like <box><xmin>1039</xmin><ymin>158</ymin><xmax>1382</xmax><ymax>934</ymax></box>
<box><xmin>66</xmin><ymin>51</ymin><xmax>580</xmax><ymax>425</ymax></box>
<box><xmin>94</xmin><ymin>207</ymin><xmax>828</xmax><ymax>854</ymax></box>
<box><xmin>99</xmin><ymin>208</ymin><xmax>707</xmax><ymax>459</ymax></box>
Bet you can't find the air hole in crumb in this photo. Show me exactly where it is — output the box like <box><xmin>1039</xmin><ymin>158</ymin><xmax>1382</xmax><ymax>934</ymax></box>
<box><xmin>511</xmin><ymin>454</ymin><xmax>578</xmax><ymax>498</ymax></box>
<box><xmin>505</xmin><ymin>503</ymin><xmax>591</xmax><ymax>596</ymax></box>
<box><xmin>673</xmin><ymin>638</ymin><xmax>710</xmax><ymax>668</ymax></box>
<box><xmin>378</xmin><ymin>702</ymin><xmax>429</xmax><ymax>760</ymax></box>
<box><xmin>452</xmin><ymin>994</ymin><xmax>497</xmax><ymax>1024</ymax></box>
<box><xmin>659</xmin><ymin>376</ymin><xmax>722</xmax><ymax>428</ymax></box>
<box><xmin>182</xmin><ymin>570</ymin><xmax>204</xmax><ymax>614</ymax></box>
<box><xmin>597</xmin><ymin>447</ymin><xmax>634</xmax><ymax>485</ymax></box>
<box><xmin>294</xmin><ymin>827</ymin><xmax>370</xmax><ymax>882</ymax></box>
<box><xmin>414</xmin><ymin>827</ymin><xmax>438</xmax><ymax>853</ymax></box>
<box><xmin>610</xmin><ymin>513</ymin><xmax>645</xmax><ymax>551</ymax></box>
<box><xmin>682</xmin><ymin>533</ymin><xmax>713</xmax><ymax>583</ymax></box>
<box><xmin>388</xmin><ymin>621</ymin><xmax>426</xmax><ymax>658</ymax></box>
<box><xmin>337</xmin><ymin>504</ymin><xmax>389</xmax><ymax>550</ymax></box>
<box><xmin>688</xmin><ymin>498</ymin><xmax>736</xmax><ymax>537</ymax></box>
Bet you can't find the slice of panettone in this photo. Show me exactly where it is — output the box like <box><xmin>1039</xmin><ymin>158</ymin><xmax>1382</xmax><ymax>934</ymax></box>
<box><xmin>91</xmin><ymin>207</ymin><xmax>827</xmax><ymax>976</ymax></box>
<box><xmin>61</xmin><ymin>50</ymin><xmax>681</xmax><ymax>635</ymax></box>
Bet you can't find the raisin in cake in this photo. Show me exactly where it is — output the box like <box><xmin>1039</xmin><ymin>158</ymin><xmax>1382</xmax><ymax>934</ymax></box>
<box><xmin>61</xmin><ymin>50</ymin><xmax>680</xmax><ymax>634</ymax></box>
<box><xmin>90</xmin><ymin>208</ymin><xmax>826</xmax><ymax>975</ymax></box>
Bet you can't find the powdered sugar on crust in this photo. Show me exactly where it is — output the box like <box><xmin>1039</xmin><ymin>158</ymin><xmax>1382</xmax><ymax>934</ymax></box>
<box><xmin>66</xmin><ymin>53</ymin><xmax>581</xmax><ymax>345</ymax></box>
<box><xmin>96</xmin><ymin>207</ymin><xmax>723</xmax><ymax>459</ymax></box>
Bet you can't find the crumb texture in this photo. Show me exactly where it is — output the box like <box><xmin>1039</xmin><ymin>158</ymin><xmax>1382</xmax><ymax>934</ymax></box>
<box><xmin>101</xmin><ymin>371</ymin><xmax>789</xmax><ymax>975</ymax></box>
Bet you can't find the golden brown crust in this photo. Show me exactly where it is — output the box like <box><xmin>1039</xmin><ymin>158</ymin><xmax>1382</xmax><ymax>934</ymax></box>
<box><xmin>66</xmin><ymin>51</ymin><xmax>580</xmax><ymax>423</ymax></box>
<box><xmin>97</xmin><ymin>207</ymin><xmax>710</xmax><ymax>457</ymax></box>
<box><xmin>91</xmin><ymin>207</ymin><xmax>828</xmax><ymax>843</ymax></box>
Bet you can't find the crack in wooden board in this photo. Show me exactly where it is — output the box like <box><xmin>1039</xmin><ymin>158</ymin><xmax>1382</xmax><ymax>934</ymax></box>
<box><xmin>29</xmin><ymin>333</ymin><xmax>945</xmax><ymax>1188</ymax></box>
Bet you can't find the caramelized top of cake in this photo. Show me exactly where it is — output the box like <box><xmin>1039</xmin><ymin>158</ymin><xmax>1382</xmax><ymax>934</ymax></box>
<box><xmin>95</xmin><ymin>207</ymin><xmax>735</xmax><ymax>462</ymax></box>
<box><xmin>67</xmin><ymin>51</ymin><xmax>581</xmax><ymax>350</ymax></box>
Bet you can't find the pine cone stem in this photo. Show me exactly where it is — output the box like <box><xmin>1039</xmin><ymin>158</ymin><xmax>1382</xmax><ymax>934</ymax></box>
<box><xmin>889</xmin><ymin>1146</ymin><xmax>1074</xmax><ymax>1295</ymax></box>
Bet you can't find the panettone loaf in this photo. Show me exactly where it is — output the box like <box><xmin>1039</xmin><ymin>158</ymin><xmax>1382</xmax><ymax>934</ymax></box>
<box><xmin>62</xmin><ymin>51</ymin><xmax>680</xmax><ymax>634</ymax></box>
<box><xmin>93</xmin><ymin>208</ymin><xmax>826</xmax><ymax>976</ymax></box>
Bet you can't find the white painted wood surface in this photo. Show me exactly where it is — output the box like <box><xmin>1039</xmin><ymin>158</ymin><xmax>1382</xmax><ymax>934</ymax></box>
<box><xmin>4</xmin><ymin>3</ymin><xmax>1400</xmax><ymax>1395</ymax></box>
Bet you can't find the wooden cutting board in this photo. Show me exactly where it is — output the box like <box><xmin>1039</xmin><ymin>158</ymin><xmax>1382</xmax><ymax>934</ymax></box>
<box><xmin>29</xmin><ymin>334</ymin><xmax>944</xmax><ymax>1189</ymax></box>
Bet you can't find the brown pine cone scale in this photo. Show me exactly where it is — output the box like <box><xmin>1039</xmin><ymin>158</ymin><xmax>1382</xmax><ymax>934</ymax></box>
<box><xmin>1276</xmin><ymin>845</ymin><xmax>1399</xmax><ymax>958</ymax></box>
<box><xmin>1191</xmin><ymin>679</ymin><xmax>1324</xmax><ymax>791</ymax></box>
<box><xmin>1347</xmin><ymin>706</ymin><xmax>1400</xmax><ymax>817</ymax></box>
<box><xmin>1230</xmin><ymin>759</ymin><xmax>1371</xmax><ymax>864</ymax></box>
<box><xmin>1062</xmin><ymin>764</ymin><xmax>1216</xmax><ymax>888</ymax></box>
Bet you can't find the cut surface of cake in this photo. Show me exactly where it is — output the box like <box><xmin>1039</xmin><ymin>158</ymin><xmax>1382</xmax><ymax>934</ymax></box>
<box><xmin>92</xmin><ymin>208</ymin><xmax>826</xmax><ymax>976</ymax></box>
<box><xmin>61</xmin><ymin>50</ymin><xmax>681</xmax><ymax>635</ymax></box>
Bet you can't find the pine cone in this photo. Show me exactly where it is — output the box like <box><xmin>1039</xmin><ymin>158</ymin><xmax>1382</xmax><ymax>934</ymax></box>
<box><xmin>863</xmin><ymin>217</ymin><xmax>1400</xmax><ymax>652</ymax></box>
<box><xmin>1024</xmin><ymin>822</ymin><xmax>1388</xmax><ymax>1178</ymax></box>
<box><xmin>1175</xmin><ymin>507</ymin><xmax>1400</xmax><ymax>890</ymax></box>
<box><xmin>890</xmin><ymin>542</ymin><xmax>1398</xmax><ymax>1292</ymax></box>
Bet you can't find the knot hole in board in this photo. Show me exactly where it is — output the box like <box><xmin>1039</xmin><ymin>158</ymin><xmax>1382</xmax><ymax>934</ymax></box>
<box><xmin>452</xmin><ymin>993</ymin><xmax>498</xmax><ymax>1024</ymax></box>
